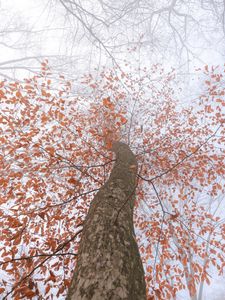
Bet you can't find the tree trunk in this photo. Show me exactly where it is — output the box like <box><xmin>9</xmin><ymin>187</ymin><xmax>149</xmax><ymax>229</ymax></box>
<box><xmin>66</xmin><ymin>142</ymin><xmax>146</xmax><ymax>300</ymax></box>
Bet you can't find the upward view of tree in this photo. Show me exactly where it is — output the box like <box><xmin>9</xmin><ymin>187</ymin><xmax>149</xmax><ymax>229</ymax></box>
<box><xmin>0</xmin><ymin>0</ymin><xmax>225</xmax><ymax>299</ymax></box>
<box><xmin>0</xmin><ymin>60</ymin><xmax>224</xmax><ymax>299</ymax></box>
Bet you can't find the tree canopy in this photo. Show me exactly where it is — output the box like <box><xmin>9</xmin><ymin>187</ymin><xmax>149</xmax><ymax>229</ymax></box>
<box><xmin>0</xmin><ymin>61</ymin><xmax>224</xmax><ymax>299</ymax></box>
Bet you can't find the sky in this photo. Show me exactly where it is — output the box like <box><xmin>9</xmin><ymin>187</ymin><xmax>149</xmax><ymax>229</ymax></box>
<box><xmin>1</xmin><ymin>0</ymin><xmax>225</xmax><ymax>80</ymax></box>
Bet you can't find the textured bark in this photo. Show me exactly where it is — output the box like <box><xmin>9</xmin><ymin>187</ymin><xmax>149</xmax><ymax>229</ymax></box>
<box><xmin>66</xmin><ymin>141</ymin><xmax>146</xmax><ymax>300</ymax></box>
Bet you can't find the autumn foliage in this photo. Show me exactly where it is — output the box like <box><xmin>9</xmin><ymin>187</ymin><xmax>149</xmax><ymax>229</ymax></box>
<box><xmin>0</xmin><ymin>61</ymin><xmax>224</xmax><ymax>299</ymax></box>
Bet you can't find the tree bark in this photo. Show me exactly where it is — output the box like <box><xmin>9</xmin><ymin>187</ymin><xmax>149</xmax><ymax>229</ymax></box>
<box><xmin>66</xmin><ymin>141</ymin><xmax>146</xmax><ymax>300</ymax></box>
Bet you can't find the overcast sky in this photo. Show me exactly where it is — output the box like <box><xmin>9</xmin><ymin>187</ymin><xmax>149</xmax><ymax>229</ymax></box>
<box><xmin>1</xmin><ymin>0</ymin><xmax>225</xmax><ymax>80</ymax></box>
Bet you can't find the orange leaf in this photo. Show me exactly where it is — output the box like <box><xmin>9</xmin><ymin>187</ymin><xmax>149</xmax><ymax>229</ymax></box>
<box><xmin>16</xmin><ymin>286</ymin><xmax>36</xmax><ymax>297</ymax></box>
<box><xmin>45</xmin><ymin>285</ymin><xmax>51</xmax><ymax>293</ymax></box>
<box><xmin>182</xmin><ymin>256</ymin><xmax>188</xmax><ymax>266</ymax></box>
<box><xmin>16</xmin><ymin>91</ymin><xmax>22</xmax><ymax>98</ymax></box>
<box><xmin>120</xmin><ymin>116</ymin><xmax>127</xmax><ymax>124</ymax></box>
<box><xmin>0</xmin><ymin>90</ymin><xmax>6</xmax><ymax>98</ymax></box>
<box><xmin>41</xmin><ymin>114</ymin><xmax>49</xmax><ymax>123</ymax></box>
<box><xmin>68</xmin><ymin>178</ymin><xmax>78</xmax><ymax>185</ymax></box>
<box><xmin>45</xmin><ymin>147</ymin><xmax>55</xmax><ymax>156</ymax></box>
<box><xmin>103</xmin><ymin>97</ymin><xmax>114</xmax><ymax>110</ymax></box>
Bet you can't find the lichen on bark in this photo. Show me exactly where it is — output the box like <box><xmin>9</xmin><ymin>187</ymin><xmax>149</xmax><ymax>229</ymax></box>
<box><xmin>66</xmin><ymin>142</ymin><xmax>146</xmax><ymax>300</ymax></box>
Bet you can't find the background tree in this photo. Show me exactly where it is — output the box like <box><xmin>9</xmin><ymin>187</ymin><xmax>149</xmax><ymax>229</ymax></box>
<box><xmin>0</xmin><ymin>62</ymin><xmax>224</xmax><ymax>299</ymax></box>
<box><xmin>0</xmin><ymin>0</ymin><xmax>225</xmax><ymax>80</ymax></box>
